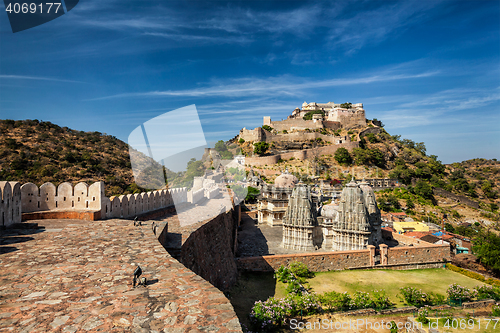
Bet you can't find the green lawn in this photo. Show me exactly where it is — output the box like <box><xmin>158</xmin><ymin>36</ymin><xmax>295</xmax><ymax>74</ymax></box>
<box><xmin>228</xmin><ymin>269</ymin><xmax>490</xmax><ymax>329</ymax></box>
<box><xmin>308</xmin><ymin>268</ymin><xmax>486</xmax><ymax>307</ymax></box>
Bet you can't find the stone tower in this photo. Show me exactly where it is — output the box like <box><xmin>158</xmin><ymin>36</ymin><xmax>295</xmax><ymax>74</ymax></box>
<box><xmin>282</xmin><ymin>184</ymin><xmax>322</xmax><ymax>251</ymax></box>
<box><xmin>331</xmin><ymin>179</ymin><xmax>382</xmax><ymax>251</ymax></box>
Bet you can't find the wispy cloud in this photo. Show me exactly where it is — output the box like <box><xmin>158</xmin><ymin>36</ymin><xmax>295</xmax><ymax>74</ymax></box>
<box><xmin>88</xmin><ymin>70</ymin><xmax>438</xmax><ymax>101</ymax></box>
<box><xmin>198</xmin><ymin>4</ymin><xmax>324</xmax><ymax>37</ymax></box>
<box><xmin>56</xmin><ymin>0</ymin><xmax>448</xmax><ymax>59</ymax></box>
<box><xmin>0</xmin><ymin>75</ymin><xmax>84</xmax><ymax>83</ymax></box>
<box><xmin>326</xmin><ymin>1</ymin><xmax>443</xmax><ymax>54</ymax></box>
<box><xmin>142</xmin><ymin>32</ymin><xmax>251</xmax><ymax>45</ymax></box>
<box><xmin>379</xmin><ymin>87</ymin><xmax>500</xmax><ymax>129</ymax></box>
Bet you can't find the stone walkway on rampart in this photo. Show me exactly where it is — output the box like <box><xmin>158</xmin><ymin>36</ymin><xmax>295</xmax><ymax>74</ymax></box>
<box><xmin>158</xmin><ymin>194</ymin><xmax>234</xmax><ymax>250</ymax></box>
<box><xmin>0</xmin><ymin>218</ymin><xmax>242</xmax><ymax>333</ymax></box>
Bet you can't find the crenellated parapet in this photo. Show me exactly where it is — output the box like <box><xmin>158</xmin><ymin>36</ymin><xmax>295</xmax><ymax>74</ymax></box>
<box><xmin>103</xmin><ymin>187</ymin><xmax>187</xmax><ymax>219</ymax></box>
<box><xmin>6</xmin><ymin>181</ymin><xmax>189</xmax><ymax>221</ymax></box>
<box><xmin>20</xmin><ymin>181</ymin><xmax>104</xmax><ymax>213</ymax></box>
<box><xmin>0</xmin><ymin>181</ymin><xmax>22</xmax><ymax>227</ymax></box>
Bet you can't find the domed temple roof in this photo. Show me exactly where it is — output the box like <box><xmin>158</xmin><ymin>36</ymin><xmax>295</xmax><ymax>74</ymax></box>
<box><xmin>320</xmin><ymin>204</ymin><xmax>339</xmax><ymax>218</ymax></box>
<box><xmin>274</xmin><ymin>170</ymin><xmax>298</xmax><ymax>188</ymax></box>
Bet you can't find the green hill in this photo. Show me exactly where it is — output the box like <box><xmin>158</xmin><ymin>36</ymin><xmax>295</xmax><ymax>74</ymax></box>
<box><xmin>0</xmin><ymin>119</ymin><xmax>152</xmax><ymax>196</ymax></box>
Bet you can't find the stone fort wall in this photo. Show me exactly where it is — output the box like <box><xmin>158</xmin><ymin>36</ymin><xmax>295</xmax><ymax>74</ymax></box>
<box><xmin>177</xmin><ymin>208</ymin><xmax>240</xmax><ymax>291</ymax></box>
<box><xmin>239</xmin><ymin>124</ymin><xmax>342</xmax><ymax>143</ymax></box>
<box><xmin>245</xmin><ymin>141</ymin><xmax>359</xmax><ymax>166</ymax></box>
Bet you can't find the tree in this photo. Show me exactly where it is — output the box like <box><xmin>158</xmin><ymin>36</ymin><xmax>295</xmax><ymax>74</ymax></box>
<box><xmin>238</xmin><ymin>138</ymin><xmax>245</xmax><ymax>144</ymax></box>
<box><xmin>253</xmin><ymin>142</ymin><xmax>269</xmax><ymax>155</ymax></box>
<box><xmin>413</xmin><ymin>180</ymin><xmax>433</xmax><ymax>200</ymax></box>
<box><xmin>214</xmin><ymin>140</ymin><xmax>227</xmax><ymax>153</ymax></box>
<box><xmin>262</xmin><ymin>125</ymin><xmax>273</xmax><ymax>132</ymax></box>
<box><xmin>340</xmin><ymin>102</ymin><xmax>352</xmax><ymax>109</ymax></box>
<box><xmin>245</xmin><ymin>186</ymin><xmax>260</xmax><ymax>202</ymax></box>
<box><xmin>406</xmin><ymin>198</ymin><xmax>415</xmax><ymax>209</ymax></box>
<box><xmin>302</xmin><ymin>110</ymin><xmax>324</xmax><ymax>120</ymax></box>
<box><xmin>334</xmin><ymin>147</ymin><xmax>352</xmax><ymax>166</ymax></box>
<box><xmin>365</xmin><ymin>133</ymin><xmax>379</xmax><ymax>143</ymax></box>
<box><xmin>444</xmin><ymin>223</ymin><xmax>455</xmax><ymax>233</ymax></box>
<box><xmin>473</xmin><ymin>230</ymin><xmax>500</xmax><ymax>273</ymax></box>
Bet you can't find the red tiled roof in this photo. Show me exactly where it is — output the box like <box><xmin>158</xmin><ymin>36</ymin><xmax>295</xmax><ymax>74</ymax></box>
<box><xmin>404</xmin><ymin>231</ymin><xmax>432</xmax><ymax>239</ymax></box>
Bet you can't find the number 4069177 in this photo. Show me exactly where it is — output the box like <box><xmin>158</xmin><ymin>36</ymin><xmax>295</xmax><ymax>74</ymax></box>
<box><xmin>444</xmin><ymin>318</ymin><xmax>498</xmax><ymax>330</ymax></box>
<box><xmin>5</xmin><ymin>3</ymin><xmax>62</xmax><ymax>14</ymax></box>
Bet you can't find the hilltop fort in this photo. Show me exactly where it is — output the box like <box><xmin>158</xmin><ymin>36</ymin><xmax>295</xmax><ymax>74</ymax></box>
<box><xmin>238</xmin><ymin>101</ymin><xmax>383</xmax><ymax>167</ymax></box>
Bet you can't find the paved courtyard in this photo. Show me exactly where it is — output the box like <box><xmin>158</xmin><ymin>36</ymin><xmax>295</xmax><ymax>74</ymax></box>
<box><xmin>0</xmin><ymin>219</ymin><xmax>241</xmax><ymax>333</ymax></box>
<box><xmin>236</xmin><ymin>212</ymin><xmax>326</xmax><ymax>257</ymax></box>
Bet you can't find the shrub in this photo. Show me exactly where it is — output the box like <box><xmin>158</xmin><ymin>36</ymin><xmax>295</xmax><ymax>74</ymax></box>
<box><xmin>428</xmin><ymin>292</ymin><xmax>446</xmax><ymax>305</ymax></box>
<box><xmin>250</xmin><ymin>294</ymin><xmax>321</xmax><ymax>331</ymax></box>
<box><xmin>365</xmin><ymin>133</ymin><xmax>379</xmax><ymax>143</ymax></box>
<box><xmin>303</xmin><ymin>110</ymin><xmax>324</xmax><ymax>120</ymax></box>
<box><xmin>399</xmin><ymin>287</ymin><xmax>431</xmax><ymax>307</ymax></box>
<box><xmin>262</xmin><ymin>125</ymin><xmax>273</xmax><ymax>132</ymax></box>
<box><xmin>289</xmin><ymin>261</ymin><xmax>314</xmax><ymax>280</ymax></box>
<box><xmin>474</xmin><ymin>285</ymin><xmax>500</xmax><ymax>301</ymax></box>
<box><xmin>446</xmin><ymin>263</ymin><xmax>485</xmax><ymax>282</ymax></box>
<box><xmin>350</xmin><ymin>291</ymin><xmax>372</xmax><ymax>310</ymax></box>
<box><xmin>318</xmin><ymin>291</ymin><xmax>351</xmax><ymax>312</ymax></box>
<box><xmin>290</xmin><ymin>293</ymin><xmax>322</xmax><ymax>315</ymax></box>
<box><xmin>334</xmin><ymin>147</ymin><xmax>352</xmax><ymax>165</ymax></box>
<box><xmin>389</xmin><ymin>321</ymin><xmax>398</xmax><ymax>333</ymax></box>
<box><xmin>253</xmin><ymin>142</ymin><xmax>269</xmax><ymax>155</ymax></box>
<box><xmin>286</xmin><ymin>279</ymin><xmax>303</xmax><ymax>295</ymax></box>
<box><xmin>250</xmin><ymin>297</ymin><xmax>293</xmax><ymax>331</ymax></box>
<box><xmin>492</xmin><ymin>304</ymin><xmax>500</xmax><ymax>316</ymax></box>
<box><xmin>447</xmin><ymin>283</ymin><xmax>476</xmax><ymax>303</ymax></box>
<box><xmin>371</xmin><ymin>290</ymin><xmax>392</xmax><ymax>310</ymax></box>
<box><xmin>416</xmin><ymin>307</ymin><xmax>430</xmax><ymax>324</ymax></box>
<box><xmin>238</xmin><ymin>138</ymin><xmax>245</xmax><ymax>144</ymax></box>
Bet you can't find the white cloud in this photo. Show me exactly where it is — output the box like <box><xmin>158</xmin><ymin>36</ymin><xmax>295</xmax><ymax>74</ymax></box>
<box><xmin>378</xmin><ymin>87</ymin><xmax>500</xmax><ymax>129</ymax></box>
<box><xmin>0</xmin><ymin>75</ymin><xmax>83</xmax><ymax>83</ymax></box>
<box><xmin>326</xmin><ymin>1</ymin><xmax>443</xmax><ymax>54</ymax></box>
<box><xmin>88</xmin><ymin>69</ymin><xmax>439</xmax><ymax>101</ymax></box>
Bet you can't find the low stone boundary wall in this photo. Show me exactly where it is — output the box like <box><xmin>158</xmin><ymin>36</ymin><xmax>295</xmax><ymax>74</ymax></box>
<box><xmin>343</xmin><ymin>309</ymin><xmax>378</xmax><ymax>316</ymax></box>
<box><xmin>236</xmin><ymin>250</ymin><xmax>371</xmax><ymax>272</ymax></box>
<box><xmin>385</xmin><ymin>245</ymin><xmax>450</xmax><ymax>266</ymax></box>
<box><xmin>462</xmin><ymin>299</ymin><xmax>495</xmax><ymax>309</ymax></box>
<box><xmin>379</xmin><ymin>306</ymin><xmax>417</xmax><ymax>315</ymax></box>
<box><xmin>237</xmin><ymin>234</ymin><xmax>450</xmax><ymax>273</ymax></box>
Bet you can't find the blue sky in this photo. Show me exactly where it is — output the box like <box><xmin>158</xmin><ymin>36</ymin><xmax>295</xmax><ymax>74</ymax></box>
<box><xmin>0</xmin><ymin>0</ymin><xmax>499</xmax><ymax>164</ymax></box>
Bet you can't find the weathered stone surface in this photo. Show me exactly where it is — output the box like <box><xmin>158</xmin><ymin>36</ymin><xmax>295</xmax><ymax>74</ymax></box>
<box><xmin>0</xmin><ymin>218</ymin><xmax>242</xmax><ymax>332</ymax></box>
